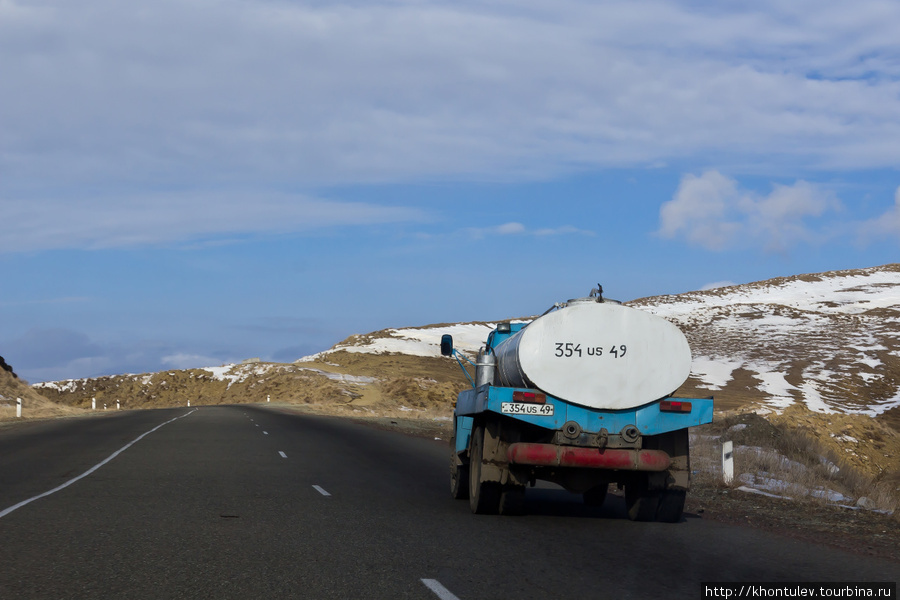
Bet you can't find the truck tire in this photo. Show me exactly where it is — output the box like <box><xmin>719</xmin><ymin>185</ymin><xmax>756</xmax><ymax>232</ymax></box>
<box><xmin>499</xmin><ymin>486</ymin><xmax>525</xmax><ymax>516</ymax></box>
<box><xmin>583</xmin><ymin>484</ymin><xmax>608</xmax><ymax>508</ymax></box>
<box><xmin>625</xmin><ymin>477</ymin><xmax>659</xmax><ymax>522</ymax></box>
<box><xmin>469</xmin><ymin>425</ymin><xmax>501</xmax><ymax>514</ymax></box>
<box><xmin>449</xmin><ymin>435</ymin><xmax>468</xmax><ymax>500</ymax></box>
<box><xmin>656</xmin><ymin>489</ymin><xmax>686</xmax><ymax>523</ymax></box>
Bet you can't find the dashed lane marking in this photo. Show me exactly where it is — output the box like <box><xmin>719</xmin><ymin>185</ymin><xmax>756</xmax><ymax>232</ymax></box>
<box><xmin>278</xmin><ymin>451</ymin><xmax>287</xmax><ymax>458</ymax></box>
<box><xmin>421</xmin><ymin>579</ymin><xmax>461</xmax><ymax>600</ymax></box>
<box><xmin>312</xmin><ymin>485</ymin><xmax>331</xmax><ymax>497</ymax></box>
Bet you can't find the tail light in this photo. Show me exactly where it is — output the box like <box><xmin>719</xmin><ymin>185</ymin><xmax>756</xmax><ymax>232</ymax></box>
<box><xmin>512</xmin><ymin>391</ymin><xmax>546</xmax><ymax>404</ymax></box>
<box><xmin>659</xmin><ymin>400</ymin><xmax>692</xmax><ymax>413</ymax></box>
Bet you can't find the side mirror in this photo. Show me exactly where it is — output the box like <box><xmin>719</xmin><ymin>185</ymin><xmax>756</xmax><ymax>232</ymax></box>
<box><xmin>440</xmin><ymin>334</ymin><xmax>454</xmax><ymax>357</ymax></box>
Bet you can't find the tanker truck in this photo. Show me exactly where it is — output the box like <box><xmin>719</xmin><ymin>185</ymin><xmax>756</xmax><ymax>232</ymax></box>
<box><xmin>441</xmin><ymin>287</ymin><xmax>713</xmax><ymax>521</ymax></box>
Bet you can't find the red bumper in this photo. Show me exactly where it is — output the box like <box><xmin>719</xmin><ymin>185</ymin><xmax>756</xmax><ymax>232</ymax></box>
<box><xmin>507</xmin><ymin>443</ymin><xmax>671</xmax><ymax>471</ymax></box>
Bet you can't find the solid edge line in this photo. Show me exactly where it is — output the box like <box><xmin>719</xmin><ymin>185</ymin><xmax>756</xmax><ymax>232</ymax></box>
<box><xmin>312</xmin><ymin>485</ymin><xmax>331</xmax><ymax>497</ymax></box>
<box><xmin>421</xmin><ymin>579</ymin><xmax>461</xmax><ymax>600</ymax></box>
<box><xmin>0</xmin><ymin>409</ymin><xmax>198</xmax><ymax>520</ymax></box>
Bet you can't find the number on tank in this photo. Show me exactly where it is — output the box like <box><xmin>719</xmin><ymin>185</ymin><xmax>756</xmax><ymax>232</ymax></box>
<box><xmin>554</xmin><ymin>343</ymin><xmax>627</xmax><ymax>358</ymax></box>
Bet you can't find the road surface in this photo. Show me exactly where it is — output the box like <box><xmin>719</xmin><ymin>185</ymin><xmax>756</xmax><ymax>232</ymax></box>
<box><xmin>1</xmin><ymin>406</ymin><xmax>897</xmax><ymax>599</ymax></box>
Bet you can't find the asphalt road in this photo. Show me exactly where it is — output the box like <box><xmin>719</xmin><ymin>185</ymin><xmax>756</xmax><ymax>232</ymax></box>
<box><xmin>1</xmin><ymin>406</ymin><xmax>897</xmax><ymax>599</ymax></box>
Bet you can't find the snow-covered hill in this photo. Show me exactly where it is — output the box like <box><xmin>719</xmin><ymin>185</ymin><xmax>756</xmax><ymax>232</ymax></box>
<box><xmin>296</xmin><ymin>322</ymin><xmax>498</xmax><ymax>362</ymax></box>
<box><xmin>300</xmin><ymin>264</ymin><xmax>900</xmax><ymax>420</ymax></box>
<box><xmin>634</xmin><ymin>264</ymin><xmax>900</xmax><ymax>418</ymax></box>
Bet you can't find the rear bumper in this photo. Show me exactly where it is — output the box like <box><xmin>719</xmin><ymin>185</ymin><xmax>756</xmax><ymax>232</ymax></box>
<box><xmin>507</xmin><ymin>442</ymin><xmax>671</xmax><ymax>471</ymax></box>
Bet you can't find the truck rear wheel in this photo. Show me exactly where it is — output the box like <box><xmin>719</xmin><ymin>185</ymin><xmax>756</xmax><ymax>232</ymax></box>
<box><xmin>656</xmin><ymin>489</ymin><xmax>686</xmax><ymax>523</ymax></box>
<box><xmin>469</xmin><ymin>425</ymin><xmax>501</xmax><ymax>514</ymax></box>
<box><xmin>449</xmin><ymin>435</ymin><xmax>468</xmax><ymax>500</ymax></box>
<box><xmin>625</xmin><ymin>477</ymin><xmax>659</xmax><ymax>521</ymax></box>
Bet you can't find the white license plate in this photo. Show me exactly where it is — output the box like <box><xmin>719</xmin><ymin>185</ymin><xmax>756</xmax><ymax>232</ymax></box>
<box><xmin>501</xmin><ymin>402</ymin><xmax>555</xmax><ymax>416</ymax></box>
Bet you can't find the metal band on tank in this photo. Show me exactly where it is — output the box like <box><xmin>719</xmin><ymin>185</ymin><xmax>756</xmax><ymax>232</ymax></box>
<box><xmin>494</xmin><ymin>331</ymin><xmax>533</xmax><ymax>389</ymax></box>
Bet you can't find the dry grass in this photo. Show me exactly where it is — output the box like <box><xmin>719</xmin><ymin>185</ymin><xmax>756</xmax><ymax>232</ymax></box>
<box><xmin>0</xmin><ymin>369</ymin><xmax>85</xmax><ymax>423</ymax></box>
<box><xmin>691</xmin><ymin>412</ymin><xmax>900</xmax><ymax>516</ymax></box>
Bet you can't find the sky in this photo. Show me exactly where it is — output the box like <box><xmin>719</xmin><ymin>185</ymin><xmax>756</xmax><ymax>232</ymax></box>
<box><xmin>2</xmin><ymin>0</ymin><xmax>900</xmax><ymax>383</ymax></box>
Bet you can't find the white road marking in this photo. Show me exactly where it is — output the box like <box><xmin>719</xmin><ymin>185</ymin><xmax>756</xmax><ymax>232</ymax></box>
<box><xmin>421</xmin><ymin>579</ymin><xmax>461</xmax><ymax>600</ymax></box>
<box><xmin>312</xmin><ymin>485</ymin><xmax>331</xmax><ymax>497</ymax></box>
<box><xmin>0</xmin><ymin>409</ymin><xmax>198</xmax><ymax>520</ymax></box>
<box><xmin>278</xmin><ymin>451</ymin><xmax>287</xmax><ymax>458</ymax></box>
<box><xmin>263</xmin><ymin>431</ymin><xmax>268</xmax><ymax>435</ymax></box>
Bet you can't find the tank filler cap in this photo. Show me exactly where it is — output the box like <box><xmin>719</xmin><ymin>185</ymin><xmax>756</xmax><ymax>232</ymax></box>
<box><xmin>566</xmin><ymin>295</ymin><xmax>623</xmax><ymax>306</ymax></box>
<box><xmin>565</xmin><ymin>283</ymin><xmax>623</xmax><ymax>306</ymax></box>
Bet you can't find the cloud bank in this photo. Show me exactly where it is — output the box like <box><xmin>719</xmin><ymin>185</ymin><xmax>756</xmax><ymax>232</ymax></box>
<box><xmin>3</xmin><ymin>0</ymin><xmax>900</xmax><ymax>194</ymax></box>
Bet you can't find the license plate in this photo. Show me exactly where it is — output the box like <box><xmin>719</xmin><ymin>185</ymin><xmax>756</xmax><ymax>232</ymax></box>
<box><xmin>501</xmin><ymin>402</ymin><xmax>555</xmax><ymax>416</ymax></box>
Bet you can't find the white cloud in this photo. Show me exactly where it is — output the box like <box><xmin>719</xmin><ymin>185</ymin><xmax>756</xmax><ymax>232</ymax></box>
<box><xmin>496</xmin><ymin>222</ymin><xmax>527</xmax><ymax>235</ymax></box>
<box><xmin>658</xmin><ymin>171</ymin><xmax>743</xmax><ymax>251</ymax></box>
<box><xmin>0</xmin><ymin>192</ymin><xmax>425</xmax><ymax>252</ymax></box>
<box><xmin>658</xmin><ymin>170</ymin><xmax>841</xmax><ymax>251</ymax></box>
<box><xmin>467</xmin><ymin>222</ymin><xmax>593</xmax><ymax>239</ymax></box>
<box><xmin>3</xmin><ymin>0</ymin><xmax>900</xmax><ymax>194</ymax></box>
<box><xmin>740</xmin><ymin>180</ymin><xmax>841</xmax><ymax>252</ymax></box>
<box><xmin>534</xmin><ymin>225</ymin><xmax>593</xmax><ymax>236</ymax></box>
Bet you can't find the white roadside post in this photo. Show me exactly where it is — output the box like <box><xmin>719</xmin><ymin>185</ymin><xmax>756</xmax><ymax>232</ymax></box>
<box><xmin>16</xmin><ymin>397</ymin><xmax>22</xmax><ymax>418</ymax></box>
<box><xmin>267</xmin><ymin>395</ymin><xmax>270</xmax><ymax>403</ymax></box>
<box><xmin>187</xmin><ymin>399</ymin><xmax>190</xmax><ymax>407</ymax></box>
<box><xmin>722</xmin><ymin>440</ymin><xmax>734</xmax><ymax>485</ymax></box>
<box><xmin>92</xmin><ymin>397</ymin><xmax>96</xmax><ymax>410</ymax></box>
<box><xmin>116</xmin><ymin>400</ymin><xmax>120</xmax><ymax>410</ymax></box>
<box><xmin>104</xmin><ymin>403</ymin><xmax>107</xmax><ymax>410</ymax></box>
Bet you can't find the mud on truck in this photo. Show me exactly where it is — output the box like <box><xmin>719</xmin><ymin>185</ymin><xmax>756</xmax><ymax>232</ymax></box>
<box><xmin>442</xmin><ymin>288</ymin><xmax>713</xmax><ymax>521</ymax></box>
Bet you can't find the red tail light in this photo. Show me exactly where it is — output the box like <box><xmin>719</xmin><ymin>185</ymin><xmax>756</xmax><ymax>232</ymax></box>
<box><xmin>512</xmin><ymin>391</ymin><xmax>546</xmax><ymax>404</ymax></box>
<box><xmin>659</xmin><ymin>400</ymin><xmax>692</xmax><ymax>413</ymax></box>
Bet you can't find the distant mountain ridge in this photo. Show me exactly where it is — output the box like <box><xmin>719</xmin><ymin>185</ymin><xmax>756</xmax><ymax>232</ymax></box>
<box><xmin>30</xmin><ymin>264</ymin><xmax>900</xmax><ymax>431</ymax></box>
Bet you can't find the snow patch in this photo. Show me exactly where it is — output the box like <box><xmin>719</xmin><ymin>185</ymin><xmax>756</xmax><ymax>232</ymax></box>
<box><xmin>298</xmin><ymin>368</ymin><xmax>376</xmax><ymax>385</ymax></box>
<box><xmin>297</xmin><ymin>322</ymin><xmax>514</xmax><ymax>362</ymax></box>
<box><xmin>690</xmin><ymin>357</ymin><xmax>740</xmax><ymax>390</ymax></box>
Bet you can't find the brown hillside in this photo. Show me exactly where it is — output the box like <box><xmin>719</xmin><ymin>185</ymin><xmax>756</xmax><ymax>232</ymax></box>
<box><xmin>0</xmin><ymin>364</ymin><xmax>82</xmax><ymax>422</ymax></box>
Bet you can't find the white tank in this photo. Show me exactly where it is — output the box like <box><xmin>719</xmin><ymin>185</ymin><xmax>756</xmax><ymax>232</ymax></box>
<box><xmin>493</xmin><ymin>300</ymin><xmax>692</xmax><ymax>410</ymax></box>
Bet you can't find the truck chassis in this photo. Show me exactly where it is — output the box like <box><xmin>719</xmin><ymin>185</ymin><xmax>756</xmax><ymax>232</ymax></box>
<box><xmin>451</xmin><ymin>384</ymin><xmax>712</xmax><ymax>521</ymax></box>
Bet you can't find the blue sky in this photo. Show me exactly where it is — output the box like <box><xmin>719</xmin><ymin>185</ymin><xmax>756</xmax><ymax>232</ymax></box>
<box><xmin>2</xmin><ymin>0</ymin><xmax>899</xmax><ymax>383</ymax></box>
